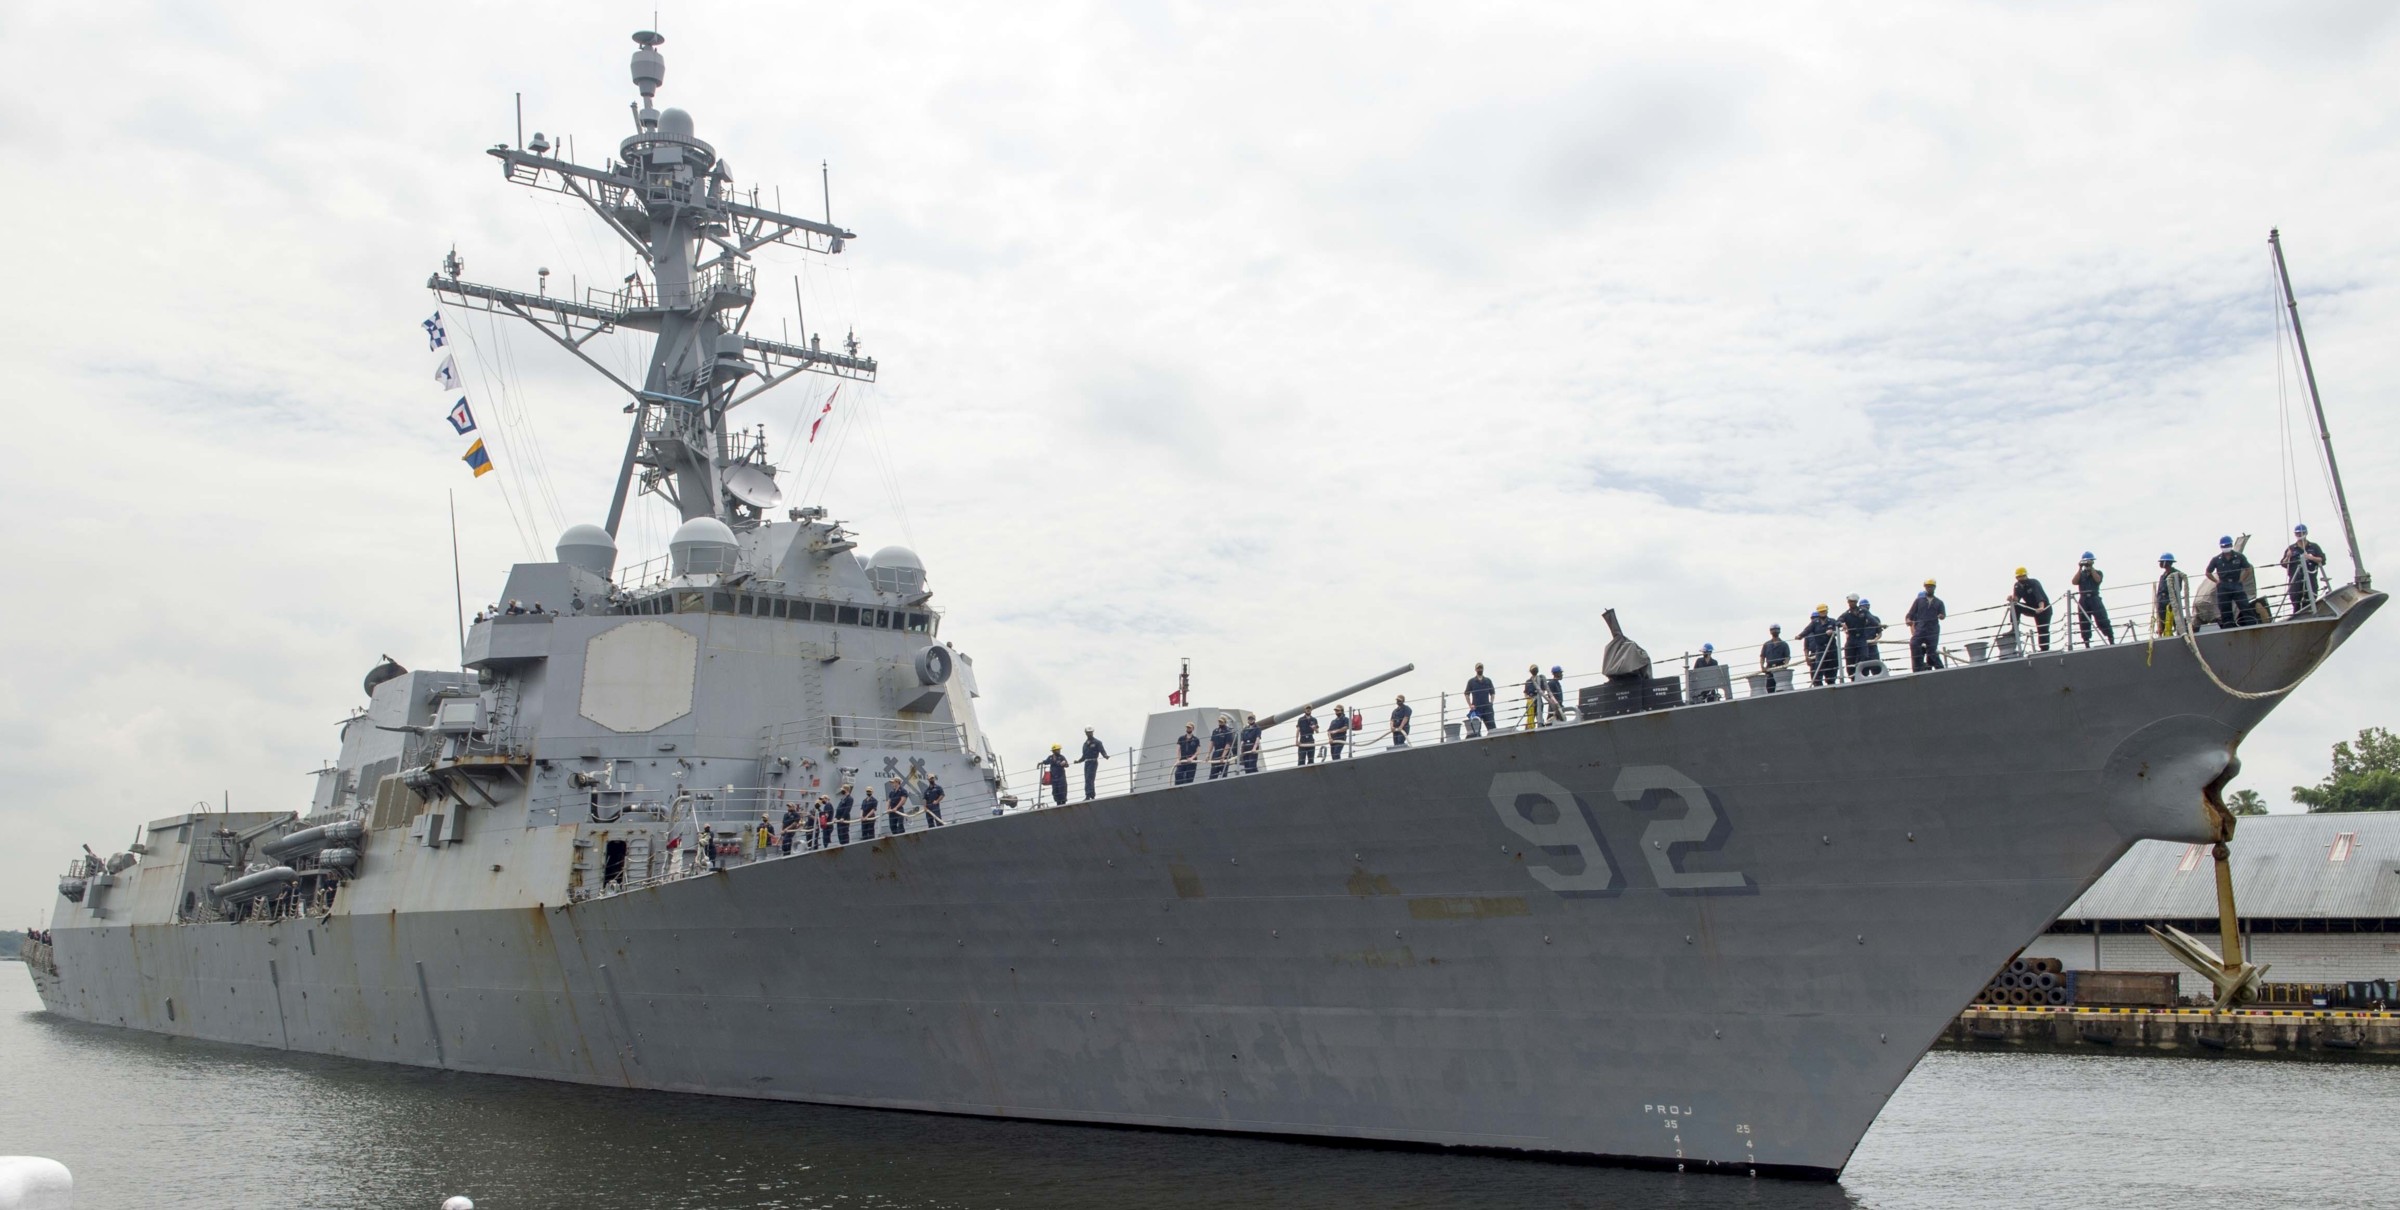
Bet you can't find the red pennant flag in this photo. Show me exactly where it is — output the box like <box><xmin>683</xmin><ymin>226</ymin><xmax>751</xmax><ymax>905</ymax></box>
<box><xmin>807</xmin><ymin>387</ymin><xmax>841</xmax><ymax>443</ymax></box>
<box><xmin>1168</xmin><ymin>688</ymin><xmax>1184</xmax><ymax>705</ymax></box>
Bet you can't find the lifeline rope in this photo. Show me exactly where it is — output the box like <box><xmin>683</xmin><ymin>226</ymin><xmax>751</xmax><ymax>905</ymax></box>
<box><xmin>2173</xmin><ymin>583</ymin><xmax>2340</xmax><ymax>701</ymax></box>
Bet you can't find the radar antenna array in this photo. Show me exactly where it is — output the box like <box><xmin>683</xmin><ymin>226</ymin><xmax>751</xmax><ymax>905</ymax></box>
<box><xmin>428</xmin><ymin>30</ymin><xmax>874</xmax><ymax>536</ymax></box>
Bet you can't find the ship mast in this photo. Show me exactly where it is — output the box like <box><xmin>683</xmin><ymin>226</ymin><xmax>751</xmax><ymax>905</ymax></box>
<box><xmin>2269</xmin><ymin>229</ymin><xmax>2368</xmax><ymax>591</ymax></box>
<box><xmin>431</xmin><ymin>30</ymin><xmax>877</xmax><ymax>536</ymax></box>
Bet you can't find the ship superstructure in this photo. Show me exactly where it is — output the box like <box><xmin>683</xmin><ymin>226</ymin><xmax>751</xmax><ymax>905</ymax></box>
<box><xmin>25</xmin><ymin>32</ymin><xmax>2385</xmax><ymax>1180</ymax></box>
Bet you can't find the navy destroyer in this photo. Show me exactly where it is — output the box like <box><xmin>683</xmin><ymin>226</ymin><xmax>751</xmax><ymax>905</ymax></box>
<box><xmin>25</xmin><ymin>31</ymin><xmax>2384</xmax><ymax>1180</ymax></box>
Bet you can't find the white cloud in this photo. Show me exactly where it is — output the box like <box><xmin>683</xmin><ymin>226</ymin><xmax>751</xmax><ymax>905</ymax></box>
<box><xmin>4</xmin><ymin>0</ymin><xmax>2397</xmax><ymax>922</ymax></box>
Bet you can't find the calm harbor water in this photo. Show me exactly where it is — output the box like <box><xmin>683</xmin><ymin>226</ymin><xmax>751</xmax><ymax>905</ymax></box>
<box><xmin>3</xmin><ymin>974</ymin><xmax>2393</xmax><ymax>1209</ymax></box>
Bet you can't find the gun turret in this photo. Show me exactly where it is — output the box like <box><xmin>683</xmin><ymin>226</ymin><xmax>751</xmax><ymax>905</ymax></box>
<box><xmin>1601</xmin><ymin>608</ymin><xmax>1652</xmax><ymax>680</ymax></box>
<box><xmin>1257</xmin><ymin>664</ymin><xmax>1416</xmax><ymax>728</ymax></box>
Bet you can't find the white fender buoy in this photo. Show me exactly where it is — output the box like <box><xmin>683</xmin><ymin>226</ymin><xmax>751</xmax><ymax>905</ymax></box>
<box><xmin>441</xmin><ymin>1198</ymin><xmax>474</xmax><ymax>1210</ymax></box>
<box><xmin>0</xmin><ymin>1157</ymin><xmax>72</xmax><ymax>1210</ymax></box>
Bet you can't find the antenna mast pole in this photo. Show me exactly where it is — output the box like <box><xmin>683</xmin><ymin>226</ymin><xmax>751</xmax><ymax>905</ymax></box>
<box><xmin>449</xmin><ymin>489</ymin><xmax>468</xmax><ymax>662</ymax></box>
<box><xmin>2269</xmin><ymin>229</ymin><xmax>2369</xmax><ymax>591</ymax></box>
<box><xmin>430</xmin><ymin>30</ymin><xmax>876</xmax><ymax>540</ymax></box>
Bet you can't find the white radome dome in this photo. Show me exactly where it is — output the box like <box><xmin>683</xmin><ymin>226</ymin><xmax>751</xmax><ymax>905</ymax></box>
<box><xmin>669</xmin><ymin>516</ymin><xmax>739</xmax><ymax>576</ymax></box>
<box><xmin>555</xmin><ymin>523</ymin><xmax>618</xmax><ymax>578</ymax></box>
<box><xmin>866</xmin><ymin>545</ymin><xmax>926</xmax><ymax>595</ymax></box>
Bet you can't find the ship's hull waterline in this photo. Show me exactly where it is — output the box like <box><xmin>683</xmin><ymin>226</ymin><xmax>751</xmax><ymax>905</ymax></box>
<box><xmin>29</xmin><ymin>603</ymin><xmax>2378</xmax><ymax>1178</ymax></box>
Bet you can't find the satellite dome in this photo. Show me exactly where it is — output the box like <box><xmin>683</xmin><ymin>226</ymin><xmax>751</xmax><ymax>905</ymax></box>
<box><xmin>659</xmin><ymin>107</ymin><xmax>695</xmax><ymax>141</ymax></box>
<box><xmin>669</xmin><ymin>516</ymin><xmax>739</xmax><ymax>576</ymax></box>
<box><xmin>555</xmin><ymin>523</ymin><xmax>618</xmax><ymax>578</ymax></box>
<box><xmin>866</xmin><ymin>545</ymin><xmax>926</xmax><ymax>596</ymax></box>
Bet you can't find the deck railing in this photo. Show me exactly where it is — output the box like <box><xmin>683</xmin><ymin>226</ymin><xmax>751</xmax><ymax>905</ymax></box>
<box><xmin>561</xmin><ymin>560</ymin><xmax>2344</xmax><ymax>904</ymax></box>
<box><xmin>986</xmin><ymin>562</ymin><xmax>2342</xmax><ymax>808</ymax></box>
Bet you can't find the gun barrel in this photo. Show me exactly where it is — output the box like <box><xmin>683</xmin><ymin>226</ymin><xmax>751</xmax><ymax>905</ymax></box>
<box><xmin>1259</xmin><ymin>664</ymin><xmax>1416</xmax><ymax>728</ymax></box>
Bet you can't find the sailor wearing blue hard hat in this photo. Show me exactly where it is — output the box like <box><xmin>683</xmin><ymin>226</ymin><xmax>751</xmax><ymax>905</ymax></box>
<box><xmin>2071</xmin><ymin>552</ymin><xmax>2114</xmax><ymax>646</ymax></box>
<box><xmin>1691</xmin><ymin>643</ymin><xmax>1722</xmax><ymax>701</ymax></box>
<box><xmin>2204</xmin><ymin>536</ymin><xmax>2257</xmax><ymax>627</ymax></box>
<box><xmin>2154</xmin><ymin>553</ymin><xmax>2188</xmax><ymax>637</ymax></box>
<box><xmin>2282</xmin><ymin>524</ymin><xmax>2328</xmax><ymax>611</ymax></box>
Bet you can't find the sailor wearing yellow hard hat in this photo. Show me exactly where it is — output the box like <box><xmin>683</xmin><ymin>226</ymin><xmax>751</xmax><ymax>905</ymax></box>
<box><xmin>1905</xmin><ymin>580</ymin><xmax>1946</xmax><ymax>671</ymax></box>
<box><xmin>1798</xmin><ymin>602</ymin><xmax>1842</xmax><ymax>687</ymax></box>
<box><xmin>2010</xmin><ymin>566</ymin><xmax>2053</xmax><ymax>652</ymax></box>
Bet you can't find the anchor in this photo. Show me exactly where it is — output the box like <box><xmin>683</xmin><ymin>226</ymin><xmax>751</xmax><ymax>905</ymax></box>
<box><xmin>2148</xmin><ymin>787</ymin><xmax>2268</xmax><ymax>1008</ymax></box>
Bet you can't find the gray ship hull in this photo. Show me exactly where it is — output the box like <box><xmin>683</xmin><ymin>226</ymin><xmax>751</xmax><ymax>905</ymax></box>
<box><xmin>29</xmin><ymin>602</ymin><xmax>2377</xmax><ymax>1178</ymax></box>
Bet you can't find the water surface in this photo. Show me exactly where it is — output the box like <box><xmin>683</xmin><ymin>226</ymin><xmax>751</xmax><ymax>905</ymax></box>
<box><xmin>3</xmin><ymin>976</ymin><xmax>2391</xmax><ymax>1209</ymax></box>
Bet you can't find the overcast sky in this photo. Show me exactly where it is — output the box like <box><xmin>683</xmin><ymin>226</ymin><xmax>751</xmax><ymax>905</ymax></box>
<box><xmin>6</xmin><ymin>1</ymin><xmax>2397</xmax><ymax>922</ymax></box>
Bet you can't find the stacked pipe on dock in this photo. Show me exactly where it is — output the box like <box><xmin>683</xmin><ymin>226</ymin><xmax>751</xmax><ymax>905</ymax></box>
<box><xmin>1982</xmin><ymin>957</ymin><xmax>2071</xmax><ymax>1006</ymax></box>
<box><xmin>1975</xmin><ymin>958</ymin><xmax>2177</xmax><ymax>1008</ymax></box>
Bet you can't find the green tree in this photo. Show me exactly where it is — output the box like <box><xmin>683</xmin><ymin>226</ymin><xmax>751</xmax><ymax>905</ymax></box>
<box><xmin>2225</xmin><ymin>789</ymin><xmax>2268</xmax><ymax>816</ymax></box>
<box><xmin>2291</xmin><ymin>726</ymin><xmax>2400</xmax><ymax>813</ymax></box>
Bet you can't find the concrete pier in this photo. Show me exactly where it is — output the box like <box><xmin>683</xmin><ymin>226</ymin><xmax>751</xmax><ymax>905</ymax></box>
<box><xmin>1937</xmin><ymin>1005</ymin><xmax>2400</xmax><ymax>1061</ymax></box>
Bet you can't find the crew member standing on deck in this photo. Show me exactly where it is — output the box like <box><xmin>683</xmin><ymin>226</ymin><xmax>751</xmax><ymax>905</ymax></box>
<box><xmin>2283</xmin><ymin>524</ymin><xmax>2329</xmax><ymax>612</ymax></box>
<box><xmin>814</xmin><ymin>794</ymin><xmax>834</xmax><ymax>850</ymax></box>
<box><xmin>780</xmin><ymin>800</ymin><xmax>802</xmax><ymax>854</ymax></box>
<box><xmin>1905</xmin><ymin>580</ymin><xmax>1946</xmax><ymax>670</ymax></box>
<box><xmin>1041</xmin><ymin>744</ymin><xmax>1070</xmax><ymax>805</ymax></box>
<box><xmin>922</xmin><ymin>776</ymin><xmax>945</xmax><ymax>827</ymax></box>
<box><xmin>1239</xmin><ymin>714</ymin><xmax>1263</xmax><ymax>773</ymax></box>
<box><xmin>1853</xmin><ymin>599</ymin><xmax>1883</xmax><ymax>671</ymax></box>
<box><xmin>1692</xmin><ymin>644</ymin><xmax>1721</xmax><ymax>701</ymax></box>
<box><xmin>2010</xmin><ymin>567</ymin><xmax>2053</xmax><ymax>651</ymax></box>
<box><xmin>1545</xmin><ymin>666</ymin><xmax>1566</xmax><ymax>723</ymax></box>
<box><xmin>2071</xmin><ymin>554</ymin><xmax>2114</xmax><ymax>646</ymax></box>
<box><xmin>857</xmin><ymin>788</ymin><xmax>879</xmax><ymax>842</ymax></box>
<box><xmin>1209</xmin><ymin>716</ymin><xmax>1235</xmax><ymax>780</ymax></box>
<box><xmin>1464</xmin><ymin>664</ymin><xmax>1497</xmax><ymax>736</ymax></box>
<box><xmin>1296</xmin><ymin>707</ymin><xmax>1320</xmax><ymax>764</ymax></box>
<box><xmin>1798</xmin><ymin>605</ymin><xmax>1839</xmax><ymax>687</ymax></box>
<box><xmin>1175</xmin><ymin>723</ymin><xmax>1202</xmax><ymax>784</ymax></box>
<box><xmin>2205</xmin><ymin>537</ymin><xmax>2257</xmax><ymax>627</ymax></box>
<box><xmin>1759</xmin><ymin>625</ymin><xmax>1791</xmax><ymax>692</ymax></box>
<box><xmin>2154</xmin><ymin>554</ymin><xmax>2187</xmax><ymax>636</ymax></box>
<box><xmin>832</xmin><ymin>784</ymin><xmax>852</xmax><ymax>846</ymax></box>
<box><xmin>1836</xmin><ymin>596</ymin><xmax>1869</xmax><ymax>678</ymax></box>
<box><xmin>1326</xmin><ymin>705</ymin><xmax>1350</xmax><ymax>760</ymax></box>
<box><xmin>886</xmin><ymin>777</ymin><xmax>911</xmax><ymax>836</ymax></box>
<box><xmin>1522</xmin><ymin>664</ymin><xmax>1545</xmax><ymax>728</ymax></box>
<box><xmin>1079</xmin><ymin>727</ymin><xmax>1109</xmax><ymax>800</ymax></box>
<box><xmin>1390</xmin><ymin>695</ymin><xmax>1413</xmax><ymax>747</ymax></box>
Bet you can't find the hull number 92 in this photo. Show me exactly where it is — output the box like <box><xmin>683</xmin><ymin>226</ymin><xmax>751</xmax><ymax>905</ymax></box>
<box><xmin>1487</xmin><ymin>768</ymin><xmax>1751</xmax><ymax>896</ymax></box>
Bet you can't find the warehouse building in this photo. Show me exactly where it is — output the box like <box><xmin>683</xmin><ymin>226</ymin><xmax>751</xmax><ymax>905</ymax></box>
<box><xmin>2023</xmin><ymin>812</ymin><xmax>2399</xmax><ymax>998</ymax></box>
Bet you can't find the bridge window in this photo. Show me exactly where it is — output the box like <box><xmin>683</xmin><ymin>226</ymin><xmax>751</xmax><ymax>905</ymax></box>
<box><xmin>737</xmin><ymin>596</ymin><xmax>755</xmax><ymax>616</ymax></box>
<box><xmin>837</xmin><ymin>605</ymin><xmax>860</xmax><ymax>625</ymax></box>
<box><xmin>712</xmin><ymin>592</ymin><xmax>735</xmax><ymax>613</ymax></box>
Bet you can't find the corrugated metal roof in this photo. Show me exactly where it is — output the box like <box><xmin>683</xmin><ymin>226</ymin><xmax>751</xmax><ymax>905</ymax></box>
<box><xmin>2060</xmin><ymin>812</ymin><xmax>2400</xmax><ymax>920</ymax></box>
